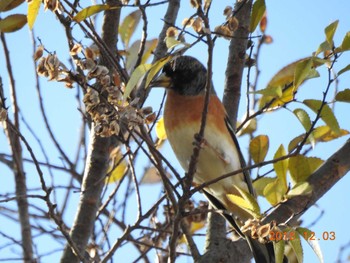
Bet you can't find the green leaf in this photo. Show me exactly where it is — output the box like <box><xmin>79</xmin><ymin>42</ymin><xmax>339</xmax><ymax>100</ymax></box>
<box><xmin>0</xmin><ymin>14</ymin><xmax>27</xmax><ymax>33</ymax></box>
<box><xmin>273</xmin><ymin>144</ymin><xmax>288</xmax><ymax>192</ymax></box>
<box><xmin>325</xmin><ymin>20</ymin><xmax>338</xmax><ymax>46</ymax></box>
<box><xmin>289</xmin><ymin>231</ymin><xmax>304</xmax><ymax>263</ymax></box>
<box><xmin>249</xmin><ymin>135</ymin><xmax>269</xmax><ymax>164</ymax></box>
<box><xmin>340</xmin><ymin>32</ymin><xmax>350</xmax><ymax>51</ymax></box>
<box><xmin>254</xmin><ymin>85</ymin><xmax>282</xmax><ymax>97</ymax></box>
<box><xmin>289</xmin><ymin>155</ymin><xmax>324</xmax><ymax>184</ymax></box>
<box><xmin>249</xmin><ymin>0</ymin><xmax>266</xmax><ymax>33</ymax></box>
<box><xmin>273</xmin><ymin>239</ymin><xmax>285</xmax><ymax>263</ymax></box>
<box><xmin>73</xmin><ymin>4</ymin><xmax>110</xmax><ymax>23</ymax></box>
<box><xmin>297</xmin><ymin>227</ymin><xmax>324</xmax><ymax>263</ymax></box>
<box><xmin>338</xmin><ymin>64</ymin><xmax>350</xmax><ymax>76</ymax></box>
<box><xmin>0</xmin><ymin>0</ymin><xmax>25</xmax><ymax>12</ymax></box>
<box><xmin>124</xmin><ymin>63</ymin><xmax>152</xmax><ymax>98</ymax></box>
<box><xmin>293</xmin><ymin>108</ymin><xmax>312</xmax><ymax>131</ymax></box>
<box><xmin>145</xmin><ymin>55</ymin><xmax>173</xmax><ymax>88</ymax></box>
<box><xmin>303</xmin><ymin>99</ymin><xmax>341</xmax><ymax>135</ymax></box>
<box><xmin>27</xmin><ymin>0</ymin><xmax>40</xmax><ymax>30</ymax></box>
<box><xmin>125</xmin><ymin>39</ymin><xmax>158</xmax><ymax>72</ymax></box>
<box><xmin>286</xmin><ymin>182</ymin><xmax>312</xmax><ymax>197</ymax></box>
<box><xmin>293</xmin><ymin>108</ymin><xmax>315</xmax><ymax>147</ymax></box>
<box><xmin>253</xmin><ymin>177</ymin><xmax>275</xmax><ymax>196</ymax></box>
<box><xmin>263</xmin><ymin>178</ymin><xmax>285</xmax><ymax>206</ymax></box>
<box><xmin>164</xmin><ymin>36</ymin><xmax>189</xmax><ymax>50</ymax></box>
<box><xmin>315</xmin><ymin>40</ymin><xmax>331</xmax><ymax>56</ymax></box>
<box><xmin>335</xmin><ymin>89</ymin><xmax>350</xmax><ymax>102</ymax></box>
<box><xmin>119</xmin><ymin>10</ymin><xmax>141</xmax><ymax>48</ymax></box>
<box><xmin>294</xmin><ymin>58</ymin><xmax>313</xmax><ymax>89</ymax></box>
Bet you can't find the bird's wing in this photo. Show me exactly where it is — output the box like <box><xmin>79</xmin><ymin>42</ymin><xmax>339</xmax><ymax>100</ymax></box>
<box><xmin>224</xmin><ymin>116</ymin><xmax>255</xmax><ymax>196</ymax></box>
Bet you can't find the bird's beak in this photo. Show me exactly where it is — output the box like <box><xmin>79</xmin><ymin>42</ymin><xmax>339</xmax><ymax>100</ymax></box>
<box><xmin>149</xmin><ymin>72</ymin><xmax>171</xmax><ymax>89</ymax></box>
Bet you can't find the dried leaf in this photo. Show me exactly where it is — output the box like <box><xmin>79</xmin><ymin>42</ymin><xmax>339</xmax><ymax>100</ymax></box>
<box><xmin>0</xmin><ymin>0</ymin><xmax>25</xmax><ymax>12</ymax></box>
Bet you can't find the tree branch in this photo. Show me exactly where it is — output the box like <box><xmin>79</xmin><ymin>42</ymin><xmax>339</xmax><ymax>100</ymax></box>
<box><xmin>223</xmin><ymin>0</ymin><xmax>252</xmax><ymax>126</ymax></box>
<box><xmin>60</xmin><ymin>1</ymin><xmax>121</xmax><ymax>262</ymax></box>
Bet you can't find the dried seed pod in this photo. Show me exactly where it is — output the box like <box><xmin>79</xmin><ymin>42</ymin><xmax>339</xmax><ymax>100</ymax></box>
<box><xmin>223</xmin><ymin>6</ymin><xmax>233</xmax><ymax>18</ymax></box>
<box><xmin>70</xmin><ymin>43</ymin><xmax>82</xmax><ymax>56</ymax></box>
<box><xmin>100</xmin><ymin>75</ymin><xmax>111</xmax><ymax>86</ymax></box>
<box><xmin>34</xmin><ymin>45</ymin><xmax>44</xmax><ymax>61</ymax></box>
<box><xmin>182</xmin><ymin>18</ymin><xmax>194</xmax><ymax>27</ymax></box>
<box><xmin>227</xmin><ymin>16</ymin><xmax>239</xmax><ymax>32</ymax></box>
<box><xmin>36</xmin><ymin>57</ymin><xmax>48</xmax><ymax>76</ymax></box>
<box><xmin>166</xmin><ymin>27</ymin><xmax>178</xmax><ymax>38</ymax></box>
<box><xmin>0</xmin><ymin>108</ymin><xmax>8</xmax><ymax>121</ymax></box>
<box><xmin>192</xmin><ymin>17</ymin><xmax>203</xmax><ymax>33</ymax></box>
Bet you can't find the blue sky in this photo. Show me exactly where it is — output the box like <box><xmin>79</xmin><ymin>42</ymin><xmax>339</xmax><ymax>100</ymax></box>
<box><xmin>1</xmin><ymin>0</ymin><xmax>350</xmax><ymax>262</ymax></box>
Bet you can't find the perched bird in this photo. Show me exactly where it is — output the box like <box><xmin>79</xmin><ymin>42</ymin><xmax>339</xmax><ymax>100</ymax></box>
<box><xmin>152</xmin><ymin>55</ymin><xmax>275</xmax><ymax>263</ymax></box>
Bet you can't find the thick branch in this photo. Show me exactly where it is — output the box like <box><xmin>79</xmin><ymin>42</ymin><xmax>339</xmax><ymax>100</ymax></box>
<box><xmin>223</xmin><ymin>0</ymin><xmax>252</xmax><ymax>126</ymax></box>
<box><xmin>60</xmin><ymin>1</ymin><xmax>121</xmax><ymax>262</ymax></box>
<box><xmin>0</xmin><ymin>33</ymin><xmax>34</xmax><ymax>262</ymax></box>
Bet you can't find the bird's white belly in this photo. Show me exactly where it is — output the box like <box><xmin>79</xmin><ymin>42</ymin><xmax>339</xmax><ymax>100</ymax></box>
<box><xmin>166</xmin><ymin>123</ymin><xmax>248</xmax><ymax>196</ymax></box>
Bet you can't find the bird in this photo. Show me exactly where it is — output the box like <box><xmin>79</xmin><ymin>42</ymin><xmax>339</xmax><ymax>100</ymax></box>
<box><xmin>152</xmin><ymin>55</ymin><xmax>276</xmax><ymax>263</ymax></box>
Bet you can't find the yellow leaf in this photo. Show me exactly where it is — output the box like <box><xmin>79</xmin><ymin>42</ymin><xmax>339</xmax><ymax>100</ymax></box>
<box><xmin>273</xmin><ymin>144</ymin><xmax>288</xmax><ymax>192</ymax></box>
<box><xmin>119</xmin><ymin>10</ymin><xmax>141</xmax><ymax>48</ymax></box>
<box><xmin>73</xmin><ymin>4</ymin><xmax>111</xmax><ymax>23</ymax></box>
<box><xmin>27</xmin><ymin>0</ymin><xmax>40</xmax><ymax>29</ymax></box>
<box><xmin>338</xmin><ymin>64</ymin><xmax>350</xmax><ymax>76</ymax></box>
<box><xmin>145</xmin><ymin>55</ymin><xmax>173</xmax><ymax>88</ymax></box>
<box><xmin>253</xmin><ymin>177</ymin><xmax>275</xmax><ymax>196</ymax></box>
<box><xmin>289</xmin><ymin>155</ymin><xmax>324</xmax><ymax>184</ymax></box>
<box><xmin>227</xmin><ymin>186</ymin><xmax>261</xmax><ymax>218</ymax></box>
<box><xmin>124</xmin><ymin>63</ymin><xmax>152</xmax><ymax>98</ymax></box>
<box><xmin>178</xmin><ymin>221</ymin><xmax>206</xmax><ymax>244</ymax></box>
<box><xmin>288</xmin><ymin>126</ymin><xmax>349</xmax><ymax>152</ymax></box>
<box><xmin>249</xmin><ymin>135</ymin><xmax>269</xmax><ymax>164</ymax></box>
<box><xmin>286</xmin><ymin>182</ymin><xmax>312</xmax><ymax>197</ymax></box>
<box><xmin>106</xmin><ymin>150</ymin><xmax>128</xmax><ymax>184</ymax></box>
<box><xmin>263</xmin><ymin>178</ymin><xmax>285</xmax><ymax>206</ymax></box>
<box><xmin>0</xmin><ymin>0</ymin><xmax>25</xmax><ymax>12</ymax></box>
<box><xmin>303</xmin><ymin>99</ymin><xmax>341</xmax><ymax>135</ymax></box>
<box><xmin>325</xmin><ymin>20</ymin><xmax>338</xmax><ymax>46</ymax></box>
<box><xmin>155</xmin><ymin>117</ymin><xmax>167</xmax><ymax>141</ymax></box>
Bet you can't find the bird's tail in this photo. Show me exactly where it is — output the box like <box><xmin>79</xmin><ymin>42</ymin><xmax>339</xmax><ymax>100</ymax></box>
<box><xmin>246</xmin><ymin>236</ymin><xmax>275</xmax><ymax>263</ymax></box>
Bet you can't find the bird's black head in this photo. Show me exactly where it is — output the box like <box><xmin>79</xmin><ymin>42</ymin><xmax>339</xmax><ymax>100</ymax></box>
<box><xmin>160</xmin><ymin>56</ymin><xmax>215</xmax><ymax>96</ymax></box>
